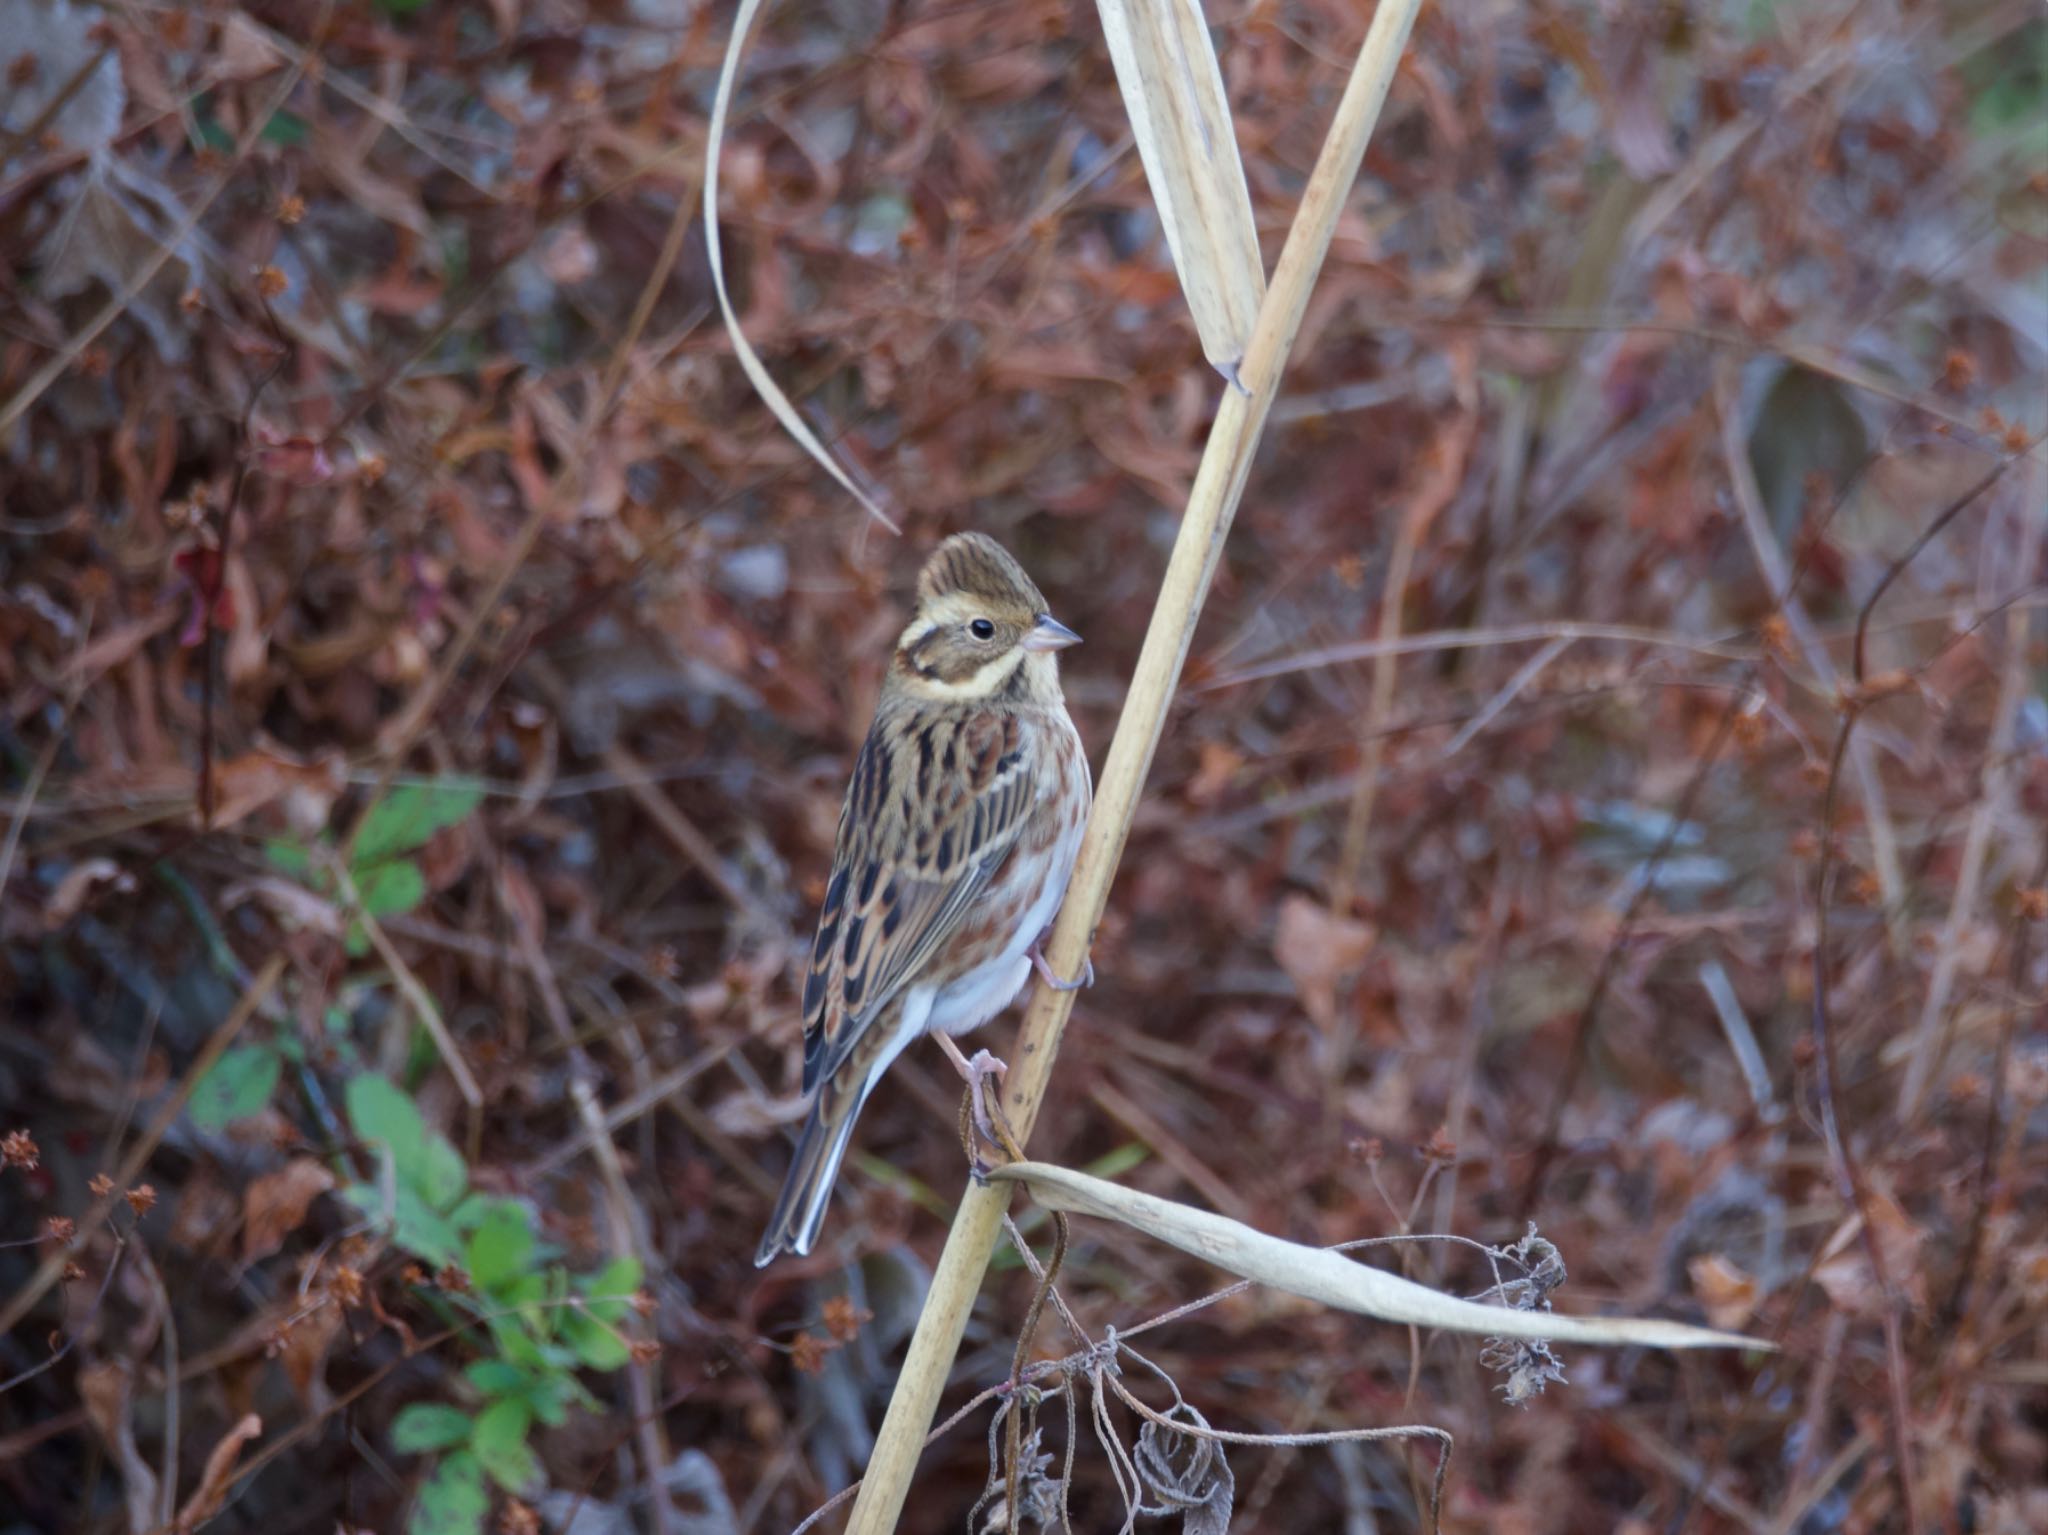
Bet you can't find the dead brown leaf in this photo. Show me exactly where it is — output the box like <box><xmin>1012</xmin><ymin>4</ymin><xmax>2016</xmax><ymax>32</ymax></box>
<box><xmin>172</xmin><ymin>1413</ymin><xmax>263</xmax><ymax>1533</ymax></box>
<box><xmin>207</xmin><ymin>748</ymin><xmax>345</xmax><ymax>833</ymax></box>
<box><xmin>1687</xmin><ymin>1253</ymin><xmax>1760</xmax><ymax>1331</ymax></box>
<box><xmin>44</xmin><ymin>857</ymin><xmax>136</xmax><ymax>929</ymax></box>
<box><xmin>240</xmin><ymin>1158</ymin><xmax>335</xmax><ymax>1264</ymax></box>
<box><xmin>273</xmin><ymin>1295</ymin><xmax>345</xmax><ymax>1407</ymax></box>
<box><xmin>1274</xmin><ymin>894</ymin><xmax>1375</xmax><ymax>1032</ymax></box>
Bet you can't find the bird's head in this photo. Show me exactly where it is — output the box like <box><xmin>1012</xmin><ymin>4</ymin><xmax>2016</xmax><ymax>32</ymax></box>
<box><xmin>892</xmin><ymin>533</ymin><xmax>1080</xmax><ymax>703</ymax></box>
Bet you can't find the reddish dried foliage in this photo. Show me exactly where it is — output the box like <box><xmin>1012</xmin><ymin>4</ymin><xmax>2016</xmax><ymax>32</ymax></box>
<box><xmin>1</xmin><ymin>1</ymin><xmax>2043</xmax><ymax>1533</ymax></box>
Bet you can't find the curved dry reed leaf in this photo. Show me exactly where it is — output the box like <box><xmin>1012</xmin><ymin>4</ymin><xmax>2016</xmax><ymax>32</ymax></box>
<box><xmin>706</xmin><ymin>0</ymin><xmax>898</xmax><ymax>531</ymax></box>
<box><xmin>1095</xmin><ymin>0</ymin><xmax>1265</xmax><ymax>381</ymax></box>
<box><xmin>989</xmin><ymin>1161</ymin><xmax>1770</xmax><ymax>1352</ymax></box>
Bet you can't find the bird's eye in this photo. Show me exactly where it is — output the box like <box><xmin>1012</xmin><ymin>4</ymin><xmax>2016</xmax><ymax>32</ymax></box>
<box><xmin>969</xmin><ymin>618</ymin><xmax>996</xmax><ymax>640</ymax></box>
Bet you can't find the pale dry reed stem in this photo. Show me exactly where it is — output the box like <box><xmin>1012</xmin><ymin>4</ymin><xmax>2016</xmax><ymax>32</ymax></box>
<box><xmin>842</xmin><ymin>5</ymin><xmax>1430</xmax><ymax>1528</ymax></box>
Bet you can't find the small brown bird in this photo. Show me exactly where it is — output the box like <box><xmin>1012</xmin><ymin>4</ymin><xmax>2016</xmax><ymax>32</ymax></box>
<box><xmin>755</xmin><ymin>534</ymin><xmax>1091</xmax><ymax>1265</ymax></box>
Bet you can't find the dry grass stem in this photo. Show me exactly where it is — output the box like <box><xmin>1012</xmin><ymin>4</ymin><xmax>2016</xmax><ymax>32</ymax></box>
<box><xmin>843</xmin><ymin>3</ymin><xmax>1428</xmax><ymax>1527</ymax></box>
<box><xmin>706</xmin><ymin>0</ymin><xmax>897</xmax><ymax>530</ymax></box>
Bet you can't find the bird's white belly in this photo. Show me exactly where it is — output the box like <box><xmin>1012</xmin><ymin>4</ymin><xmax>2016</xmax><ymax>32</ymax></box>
<box><xmin>927</xmin><ymin>793</ymin><xmax>1084</xmax><ymax>1039</ymax></box>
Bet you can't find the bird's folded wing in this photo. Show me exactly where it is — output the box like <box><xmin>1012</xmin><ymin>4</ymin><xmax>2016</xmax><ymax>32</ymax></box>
<box><xmin>802</xmin><ymin>708</ymin><xmax>1040</xmax><ymax>1093</ymax></box>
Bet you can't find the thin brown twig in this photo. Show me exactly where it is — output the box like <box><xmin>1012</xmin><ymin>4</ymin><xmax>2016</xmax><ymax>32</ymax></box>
<box><xmin>0</xmin><ymin>1232</ymin><xmax>127</xmax><ymax>1397</ymax></box>
<box><xmin>1799</xmin><ymin>453</ymin><xmax>2028</xmax><ymax>1535</ymax></box>
<box><xmin>0</xmin><ymin>41</ymin><xmax>114</xmax><ymax>167</ymax></box>
<box><xmin>197</xmin><ymin>303</ymin><xmax>292</xmax><ymax>830</ymax></box>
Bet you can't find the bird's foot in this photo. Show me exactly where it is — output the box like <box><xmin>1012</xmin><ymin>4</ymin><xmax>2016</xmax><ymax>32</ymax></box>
<box><xmin>1029</xmin><ymin>940</ymin><xmax>1093</xmax><ymax>992</ymax></box>
<box><xmin>934</xmin><ymin>1034</ymin><xmax>1013</xmax><ymax>1163</ymax></box>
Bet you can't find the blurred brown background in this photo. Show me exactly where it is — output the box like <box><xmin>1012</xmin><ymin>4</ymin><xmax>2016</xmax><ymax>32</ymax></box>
<box><xmin>2</xmin><ymin>0</ymin><xmax>2044</xmax><ymax>1531</ymax></box>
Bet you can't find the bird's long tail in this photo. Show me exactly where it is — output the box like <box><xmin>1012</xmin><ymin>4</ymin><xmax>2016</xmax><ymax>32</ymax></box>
<box><xmin>754</xmin><ymin>1071</ymin><xmax>872</xmax><ymax>1266</ymax></box>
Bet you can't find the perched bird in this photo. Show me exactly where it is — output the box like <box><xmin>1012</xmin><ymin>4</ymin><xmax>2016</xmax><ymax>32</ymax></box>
<box><xmin>755</xmin><ymin>533</ymin><xmax>1091</xmax><ymax>1266</ymax></box>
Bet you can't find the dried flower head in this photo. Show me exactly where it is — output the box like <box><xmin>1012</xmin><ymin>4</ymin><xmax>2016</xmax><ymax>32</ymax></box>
<box><xmin>789</xmin><ymin>1332</ymin><xmax>829</xmax><ymax>1375</ymax></box>
<box><xmin>329</xmin><ymin>1265</ymin><xmax>366</xmax><ymax>1308</ymax></box>
<box><xmin>821</xmin><ymin>1294</ymin><xmax>871</xmax><ymax>1343</ymax></box>
<box><xmin>1</xmin><ymin>1130</ymin><xmax>38</xmax><ymax>1171</ymax></box>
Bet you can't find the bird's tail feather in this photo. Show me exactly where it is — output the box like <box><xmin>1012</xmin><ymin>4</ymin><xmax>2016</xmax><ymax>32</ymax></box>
<box><xmin>754</xmin><ymin>1077</ymin><xmax>869</xmax><ymax>1266</ymax></box>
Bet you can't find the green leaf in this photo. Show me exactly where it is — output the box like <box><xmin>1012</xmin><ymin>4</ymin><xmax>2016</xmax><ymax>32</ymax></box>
<box><xmin>346</xmin><ymin>1074</ymin><xmax>426</xmax><ymax>1176</ymax></box>
<box><xmin>465</xmin><ymin>1204</ymin><xmax>535</xmax><ymax>1294</ymax></box>
<box><xmin>264</xmin><ymin>838</ymin><xmax>314</xmax><ymax>877</ymax></box>
<box><xmin>193</xmin><ymin>114</ymin><xmax>233</xmax><ymax>154</ymax></box>
<box><xmin>577</xmin><ymin>1256</ymin><xmax>642</xmax><ymax>1325</ymax></box>
<box><xmin>448</xmin><ymin>1193</ymin><xmax>496</xmax><ymax>1232</ymax></box>
<box><xmin>418</xmin><ymin>1136</ymin><xmax>469</xmax><ymax>1211</ymax></box>
<box><xmin>470</xmin><ymin>1398</ymin><xmax>538</xmax><ymax>1493</ymax></box>
<box><xmin>410</xmin><ymin>1449</ymin><xmax>487</xmax><ymax>1535</ymax></box>
<box><xmin>463</xmin><ymin>1359</ymin><xmax>532</xmax><ymax>1396</ymax></box>
<box><xmin>358</xmin><ymin>857</ymin><xmax>428</xmax><ymax>918</ymax></box>
<box><xmin>260</xmin><ymin>111</ymin><xmax>308</xmax><ymax>146</ymax></box>
<box><xmin>391</xmin><ymin>1403</ymin><xmax>474</xmax><ymax>1453</ymax></box>
<box><xmin>354</xmin><ymin>783</ymin><xmax>484</xmax><ymax>867</ymax></box>
<box><xmin>188</xmin><ymin>1045</ymin><xmax>280</xmax><ymax>1130</ymax></box>
<box><xmin>563</xmin><ymin>1308</ymin><xmax>629</xmax><ymax>1371</ymax></box>
<box><xmin>524</xmin><ymin>1374</ymin><xmax>572</xmax><ymax>1427</ymax></box>
<box><xmin>391</xmin><ymin>1186</ymin><xmax>466</xmax><ymax>1270</ymax></box>
<box><xmin>493</xmin><ymin>1324</ymin><xmax>551</xmax><ymax>1371</ymax></box>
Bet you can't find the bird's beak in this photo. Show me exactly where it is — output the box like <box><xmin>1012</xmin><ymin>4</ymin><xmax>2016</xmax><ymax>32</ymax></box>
<box><xmin>1020</xmin><ymin>613</ymin><xmax>1082</xmax><ymax>652</ymax></box>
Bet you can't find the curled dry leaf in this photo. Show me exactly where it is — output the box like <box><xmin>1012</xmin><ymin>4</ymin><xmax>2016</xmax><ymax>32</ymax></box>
<box><xmin>44</xmin><ymin>858</ymin><xmax>135</xmax><ymax>929</ymax></box>
<box><xmin>1273</xmin><ymin>892</ymin><xmax>1374</xmax><ymax>1031</ymax></box>
<box><xmin>209</xmin><ymin>748</ymin><xmax>346</xmax><ymax>833</ymax></box>
<box><xmin>241</xmin><ymin>1157</ymin><xmax>336</xmax><ymax>1264</ymax></box>
<box><xmin>222</xmin><ymin>875</ymin><xmax>344</xmax><ymax>937</ymax></box>
<box><xmin>172</xmin><ymin>1414</ymin><xmax>263</xmax><ymax>1534</ymax></box>
<box><xmin>1687</xmin><ymin>1253</ymin><xmax>1761</xmax><ymax>1332</ymax></box>
<box><xmin>706</xmin><ymin>0</ymin><xmax>897</xmax><ymax>531</ymax></box>
<box><xmin>988</xmin><ymin>1161</ymin><xmax>1768</xmax><ymax>1353</ymax></box>
<box><xmin>1093</xmin><ymin>0</ymin><xmax>1265</xmax><ymax>379</ymax></box>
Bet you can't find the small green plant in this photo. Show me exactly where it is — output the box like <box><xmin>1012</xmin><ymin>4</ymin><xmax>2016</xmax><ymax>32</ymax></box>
<box><xmin>268</xmin><ymin>781</ymin><xmax>484</xmax><ymax>954</ymax></box>
<box><xmin>190</xmin><ymin>784</ymin><xmax>483</xmax><ymax>1133</ymax></box>
<box><xmin>189</xmin><ymin>1042</ymin><xmax>285</xmax><ymax>1130</ymax></box>
<box><xmin>346</xmin><ymin>1075</ymin><xmax>642</xmax><ymax>1535</ymax></box>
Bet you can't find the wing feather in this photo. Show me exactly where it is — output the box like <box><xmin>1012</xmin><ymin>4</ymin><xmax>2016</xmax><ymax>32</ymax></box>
<box><xmin>801</xmin><ymin>705</ymin><xmax>1040</xmax><ymax>1094</ymax></box>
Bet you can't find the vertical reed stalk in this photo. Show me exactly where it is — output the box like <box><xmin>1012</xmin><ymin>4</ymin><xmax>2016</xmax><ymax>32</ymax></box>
<box><xmin>843</xmin><ymin>4</ymin><xmax>1428</xmax><ymax>1528</ymax></box>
